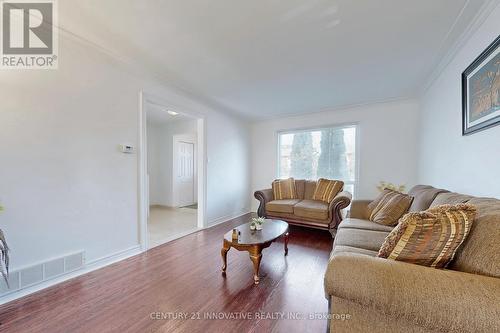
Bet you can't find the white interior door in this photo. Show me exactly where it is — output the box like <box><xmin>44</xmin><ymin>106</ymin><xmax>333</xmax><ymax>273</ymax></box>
<box><xmin>175</xmin><ymin>141</ymin><xmax>195</xmax><ymax>206</ymax></box>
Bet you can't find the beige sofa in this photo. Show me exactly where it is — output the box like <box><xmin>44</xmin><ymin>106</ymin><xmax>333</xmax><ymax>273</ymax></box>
<box><xmin>324</xmin><ymin>185</ymin><xmax>500</xmax><ymax>332</ymax></box>
<box><xmin>254</xmin><ymin>179</ymin><xmax>352</xmax><ymax>231</ymax></box>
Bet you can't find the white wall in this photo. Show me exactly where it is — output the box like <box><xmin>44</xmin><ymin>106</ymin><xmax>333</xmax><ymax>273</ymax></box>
<box><xmin>250</xmin><ymin>99</ymin><xmax>420</xmax><ymax>211</ymax></box>
<box><xmin>147</xmin><ymin>118</ymin><xmax>198</xmax><ymax>207</ymax></box>
<box><xmin>0</xmin><ymin>32</ymin><xmax>251</xmax><ymax>272</ymax></box>
<box><xmin>418</xmin><ymin>3</ymin><xmax>500</xmax><ymax>198</ymax></box>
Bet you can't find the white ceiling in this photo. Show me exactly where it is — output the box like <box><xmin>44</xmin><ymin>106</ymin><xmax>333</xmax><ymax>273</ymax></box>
<box><xmin>147</xmin><ymin>104</ymin><xmax>193</xmax><ymax>125</ymax></box>
<box><xmin>60</xmin><ymin>0</ymin><xmax>488</xmax><ymax>120</ymax></box>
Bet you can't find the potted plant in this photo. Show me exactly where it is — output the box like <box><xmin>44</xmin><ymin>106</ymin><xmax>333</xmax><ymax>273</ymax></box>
<box><xmin>0</xmin><ymin>205</ymin><xmax>9</xmax><ymax>285</ymax></box>
<box><xmin>250</xmin><ymin>217</ymin><xmax>265</xmax><ymax>231</ymax></box>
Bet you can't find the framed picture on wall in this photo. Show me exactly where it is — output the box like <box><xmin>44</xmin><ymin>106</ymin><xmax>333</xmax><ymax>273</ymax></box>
<box><xmin>462</xmin><ymin>35</ymin><xmax>500</xmax><ymax>135</ymax></box>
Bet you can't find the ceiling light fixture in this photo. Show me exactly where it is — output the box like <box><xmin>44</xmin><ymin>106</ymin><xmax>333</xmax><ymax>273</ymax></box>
<box><xmin>167</xmin><ymin>110</ymin><xmax>178</xmax><ymax>116</ymax></box>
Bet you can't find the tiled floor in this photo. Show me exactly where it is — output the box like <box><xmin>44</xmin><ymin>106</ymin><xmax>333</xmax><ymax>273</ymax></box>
<box><xmin>148</xmin><ymin>206</ymin><xmax>198</xmax><ymax>248</ymax></box>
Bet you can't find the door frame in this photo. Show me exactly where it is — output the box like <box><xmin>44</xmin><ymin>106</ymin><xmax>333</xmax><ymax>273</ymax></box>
<box><xmin>172</xmin><ymin>135</ymin><xmax>197</xmax><ymax>207</ymax></box>
<box><xmin>138</xmin><ymin>90</ymin><xmax>207</xmax><ymax>251</ymax></box>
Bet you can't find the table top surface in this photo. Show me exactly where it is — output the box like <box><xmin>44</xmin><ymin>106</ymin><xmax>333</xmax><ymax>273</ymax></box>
<box><xmin>224</xmin><ymin>219</ymin><xmax>288</xmax><ymax>245</ymax></box>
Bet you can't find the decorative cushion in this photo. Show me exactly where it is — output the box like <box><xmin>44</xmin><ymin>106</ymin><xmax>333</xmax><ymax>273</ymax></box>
<box><xmin>312</xmin><ymin>178</ymin><xmax>343</xmax><ymax>203</ymax></box>
<box><xmin>266</xmin><ymin>199</ymin><xmax>301</xmax><ymax>214</ymax></box>
<box><xmin>378</xmin><ymin>204</ymin><xmax>477</xmax><ymax>268</ymax></box>
<box><xmin>368</xmin><ymin>189</ymin><xmax>413</xmax><ymax>226</ymax></box>
<box><xmin>293</xmin><ymin>200</ymin><xmax>329</xmax><ymax>220</ymax></box>
<box><xmin>272</xmin><ymin>178</ymin><xmax>297</xmax><ymax>200</ymax></box>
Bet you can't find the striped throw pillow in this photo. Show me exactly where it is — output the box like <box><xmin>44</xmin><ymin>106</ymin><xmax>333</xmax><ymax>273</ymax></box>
<box><xmin>368</xmin><ymin>189</ymin><xmax>413</xmax><ymax>226</ymax></box>
<box><xmin>312</xmin><ymin>178</ymin><xmax>344</xmax><ymax>203</ymax></box>
<box><xmin>378</xmin><ymin>204</ymin><xmax>476</xmax><ymax>268</ymax></box>
<box><xmin>272</xmin><ymin>178</ymin><xmax>298</xmax><ymax>200</ymax></box>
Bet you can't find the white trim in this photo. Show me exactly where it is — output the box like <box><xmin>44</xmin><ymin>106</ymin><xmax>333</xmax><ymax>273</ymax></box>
<box><xmin>55</xmin><ymin>25</ymin><xmax>245</xmax><ymax>122</ymax></box>
<box><xmin>252</xmin><ymin>97</ymin><xmax>411</xmax><ymax>122</ymax></box>
<box><xmin>420</xmin><ymin>0</ymin><xmax>500</xmax><ymax>95</ymax></box>
<box><xmin>206</xmin><ymin>210</ymin><xmax>251</xmax><ymax>229</ymax></box>
<box><xmin>139</xmin><ymin>91</ymin><xmax>208</xmax><ymax>251</ymax></box>
<box><xmin>0</xmin><ymin>245</ymin><xmax>141</xmax><ymax>305</ymax></box>
<box><xmin>0</xmin><ymin>208</ymin><xmax>249</xmax><ymax>305</ymax></box>
<box><xmin>353</xmin><ymin>124</ymin><xmax>361</xmax><ymax>199</ymax></box>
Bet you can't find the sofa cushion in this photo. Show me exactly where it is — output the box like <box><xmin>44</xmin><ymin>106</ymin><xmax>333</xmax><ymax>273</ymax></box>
<box><xmin>304</xmin><ymin>180</ymin><xmax>317</xmax><ymax>200</ymax></box>
<box><xmin>294</xmin><ymin>200</ymin><xmax>329</xmax><ymax>220</ymax></box>
<box><xmin>265</xmin><ymin>211</ymin><xmax>331</xmax><ymax>225</ymax></box>
<box><xmin>449</xmin><ymin>197</ymin><xmax>500</xmax><ymax>278</ymax></box>
<box><xmin>312</xmin><ymin>178</ymin><xmax>344</xmax><ymax>203</ymax></box>
<box><xmin>294</xmin><ymin>179</ymin><xmax>306</xmax><ymax>199</ymax></box>
<box><xmin>333</xmin><ymin>228</ymin><xmax>389</xmax><ymax>252</ymax></box>
<box><xmin>331</xmin><ymin>245</ymin><xmax>379</xmax><ymax>258</ymax></box>
<box><xmin>272</xmin><ymin>178</ymin><xmax>297</xmax><ymax>200</ymax></box>
<box><xmin>407</xmin><ymin>185</ymin><xmax>448</xmax><ymax>212</ymax></box>
<box><xmin>368</xmin><ymin>189</ymin><xmax>413</xmax><ymax>226</ymax></box>
<box><xmin>266</xmin><ymin>199</ymin><xmax>301</xmax><ymax>214</ymax></box>
<box><xmin>339</xmin><ymin>218</ymin><xmax>394</xmax><ymax>233</ymax></box>
<box><xmin>430</xmin><ymin>192</ymin><xmax>473</xmax><ymax>207</ymax></box>
<box><xmin>378</xmin><ymin>204</ymin><xmax>476</xmax><ymax>268</ymax></box>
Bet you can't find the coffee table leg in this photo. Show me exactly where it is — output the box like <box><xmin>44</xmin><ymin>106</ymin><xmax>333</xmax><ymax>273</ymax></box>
<box><xmin>221</xmin><ymin>240</ymin><xmax>231</xmax><ymax>275</ymax></box>
<box><xmin>284</xmin><ymin>232</ymin><xmax>289</xmax><ymax>256</ymax></box>
<box><xmin>249</xmin><ymin>247</ymin><xmax>262</xmax><ymax>285</ymax></box>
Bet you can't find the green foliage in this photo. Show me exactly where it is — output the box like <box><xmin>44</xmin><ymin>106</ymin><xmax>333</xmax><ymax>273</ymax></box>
<box><xmin>290</xmin><ymin>132</ymin><xmax>314</xmax><ymax>179</ymax></box>
<box><xmin>318</xmin><ymin>128</ymin><xmax>347</xmax><ymax>179</ymax></box>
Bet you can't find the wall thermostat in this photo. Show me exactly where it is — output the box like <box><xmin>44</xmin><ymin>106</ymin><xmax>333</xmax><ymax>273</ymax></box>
<box><xmin>119</xmin><ymin>144</ymin><xmax>135</xmax><ymax>154</ymax></box>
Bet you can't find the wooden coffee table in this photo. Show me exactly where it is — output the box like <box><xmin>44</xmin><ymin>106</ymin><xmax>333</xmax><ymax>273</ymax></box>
<box><xmin>221</xmin><ymin>219</ymin><xmax>289</xmax><ymax>284</ymax></box>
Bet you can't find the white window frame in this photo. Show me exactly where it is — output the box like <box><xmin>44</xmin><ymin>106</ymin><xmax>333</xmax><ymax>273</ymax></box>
<box><xmin>276</xmin><ymin>123</ymin><xmax>360</xmax><ymax>198</ymax></box>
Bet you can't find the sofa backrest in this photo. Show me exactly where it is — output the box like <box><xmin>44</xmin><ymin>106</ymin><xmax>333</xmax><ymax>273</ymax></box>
<box><xmin>293</xmin><ymin>179</ymin><xmax>318</xmax><ymax>200</ymax></box>
<box><xmin>429</xmin><ymin>192</ymin><xmax>473</xmax><ymax>207</ymax></box>
<box><xmin>295</xmin><ymin>179</ymin><xmax>306</xmax><ymax>199</ymax></box>
<box><xmin>304</xmin><ymin>180</ymin><xmax>317</xmax><ymax>200</ymax></box>
<box><xmin>446</xmin><ymin>196</ymin><xmax>500</xmax><ymax>278</ymax></box>
<box><xmin>407</xmin><ymin>185</ymin><xmax>448</xmax><ymax>212</ymax></box>
<box><xmin>408</xmin><ymin>185</ymin><xmax>499</xmax><ymax>278</ymax></box>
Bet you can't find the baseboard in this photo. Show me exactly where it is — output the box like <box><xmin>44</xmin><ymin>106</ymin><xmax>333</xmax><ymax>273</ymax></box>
<box><xmin>0</xmin><ymin>211</ymin><xmax>250</xmax><ymax>305</ymax></box>
<box><xmin>206</xmin><ymin>210</ymin><xmax>252</xmax><ymax>228</ymax></box>
<box><xmin>0</xmin><ymin>245</ymin><xmax>142</xmax><ymax>305</ymax></box>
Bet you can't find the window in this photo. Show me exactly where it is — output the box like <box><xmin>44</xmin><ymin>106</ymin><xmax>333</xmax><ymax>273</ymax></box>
<box><xmin>278</xmin><ymin>125</ymin><xmax>357</xmax><ymax>197</ymax></box>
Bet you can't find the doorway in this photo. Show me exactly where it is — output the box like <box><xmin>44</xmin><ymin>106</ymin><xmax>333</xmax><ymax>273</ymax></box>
<box><xmin>139</xmin><ymin>92</ymin><xmax>206</xmax><ymax>250</ymax></box>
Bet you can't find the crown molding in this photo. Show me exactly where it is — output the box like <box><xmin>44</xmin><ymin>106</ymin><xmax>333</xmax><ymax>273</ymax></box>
<box><xmin>420</xmin><ymin>0</ymin><xmax>500</xmax><ymax>96</ymax></box>
<box><xmin>251</xmin><ymin>96</ymin><xmax>417</xmax><ymax>123</ymax></box>
<box><xmin>55</xmin><ymin>25</ymin><xmax>249</xmax><ymax>123</ymax></box>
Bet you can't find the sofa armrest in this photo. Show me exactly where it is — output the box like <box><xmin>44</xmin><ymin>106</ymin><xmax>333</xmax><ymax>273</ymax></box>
<box><xmin>348</xmin><ymin>200</ymin><xmax>371</xmax><ymax>219</ymax></box>
<box><xmin>254</xmin><ymin>189</ymin><xmax>273</xmax><ymax>217</ymax></box>
<box><xmin>324</xmin><ymin>253</ymin><xmax>500</xmax><ymax>332</ymax></box>
<box><xmin>328</xmin><ymin>191</ymin><xmax>352</xmax><ymax>228</ymax></box>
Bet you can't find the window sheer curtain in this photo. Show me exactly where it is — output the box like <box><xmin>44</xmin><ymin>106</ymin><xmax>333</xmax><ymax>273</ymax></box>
<box><xmin>278</xmin><ymin>126</ymin><xmax>356</xmax><ymax>197</ymax></box>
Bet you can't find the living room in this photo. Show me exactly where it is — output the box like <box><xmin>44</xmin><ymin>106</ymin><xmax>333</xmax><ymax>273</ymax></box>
<box><xmin>0</xmin><ymin>1</ymin><xmax>499</xmax><ymax>332</ymax></box>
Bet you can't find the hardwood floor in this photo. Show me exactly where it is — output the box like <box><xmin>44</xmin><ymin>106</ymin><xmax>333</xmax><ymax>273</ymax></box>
<box><xmin>0</xmin><ymin>213</ymin><xmax>333</xmax><ymax>333</ymax></box>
